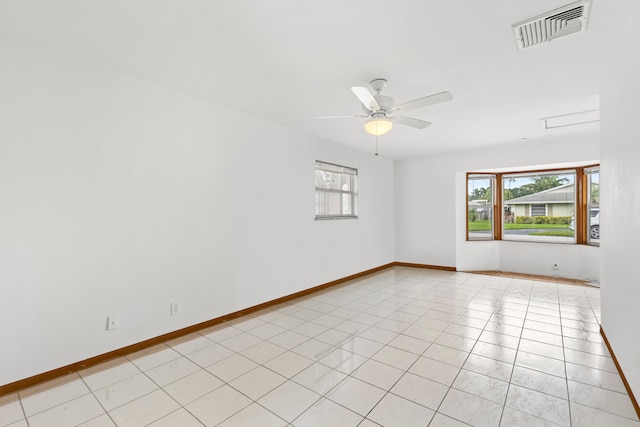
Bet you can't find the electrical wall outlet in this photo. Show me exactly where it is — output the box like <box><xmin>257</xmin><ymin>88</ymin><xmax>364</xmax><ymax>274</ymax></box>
<box><xmin>170</xmin><ymin>302</ymin><xmax>181</xmax><ymax>316</ymax></box>
<box><xmin>107</xmin><ymin>315</ymin><xmax>119</xmax><ymax>330</ymax></box>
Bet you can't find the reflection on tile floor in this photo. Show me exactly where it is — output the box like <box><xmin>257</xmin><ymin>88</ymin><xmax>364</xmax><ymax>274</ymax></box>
<box><xmin>2</xmin><ymin>267</ymin><xmax>639</xmax><ymax>426</ymax></box>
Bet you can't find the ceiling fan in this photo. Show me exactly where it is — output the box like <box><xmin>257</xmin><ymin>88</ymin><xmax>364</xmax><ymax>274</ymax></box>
<box><xmin>315</xmin><ymin>78</ymin><xmax>453</xmax><ymax>136</ymax></box>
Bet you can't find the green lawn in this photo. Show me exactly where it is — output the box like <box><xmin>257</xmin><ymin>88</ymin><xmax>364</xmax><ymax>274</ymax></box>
<box><xmin>468</xmin><ymin>220</ymin><xmax>492</xmax><ymax>231</ymax></box>
<box><xmin>468</xmin><ymin>220</ymin><xmax>570</xmax><ymax>232</ymax></box>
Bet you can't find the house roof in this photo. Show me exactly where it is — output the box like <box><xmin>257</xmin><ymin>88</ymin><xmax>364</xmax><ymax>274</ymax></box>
<box><xmin>506</xmin><ymin>183</ymin><xmax>574</xmax><ymax>205</ymax></box>
<box><xmin>0</xmin><ymin>0</ymin><xmax>625</xmax><ymax>159</ymax></box>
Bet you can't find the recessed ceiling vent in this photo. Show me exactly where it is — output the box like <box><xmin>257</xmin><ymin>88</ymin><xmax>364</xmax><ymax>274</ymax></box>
<box><xmin>512</xmin><ymin>0</ymin><xmax>592</xmax><ymax>50</ymax></box>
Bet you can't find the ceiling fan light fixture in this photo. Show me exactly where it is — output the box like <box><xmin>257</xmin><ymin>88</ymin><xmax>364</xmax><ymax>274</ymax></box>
<box><xmin>365</xmin><ymin>118</ymin><xmax>393</xmax><ymax>136</ymax></box>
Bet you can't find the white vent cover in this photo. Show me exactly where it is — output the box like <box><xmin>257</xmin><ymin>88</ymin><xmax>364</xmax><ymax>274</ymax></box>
<box><xmin>512</xmin><ymin>0</ymin><xmax>592</xmax><ymax>50</ymax></box>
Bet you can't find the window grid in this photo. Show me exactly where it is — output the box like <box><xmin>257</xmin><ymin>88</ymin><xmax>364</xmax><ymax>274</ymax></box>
<box><xmin>315</xmin><ymin>161</ymin><xmax>358</xmax><ymax>220</ymax></box>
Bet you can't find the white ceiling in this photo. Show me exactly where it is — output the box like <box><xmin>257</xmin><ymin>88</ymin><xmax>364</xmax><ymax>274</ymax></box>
<box><xmin>0</xmin><ymin>0</ymin><xmax>622</xmax><ymax>159</ymax></box>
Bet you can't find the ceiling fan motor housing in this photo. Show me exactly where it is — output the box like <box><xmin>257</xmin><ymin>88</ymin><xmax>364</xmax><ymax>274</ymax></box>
<box><xmin>373</xmin><ymin>94</ymin><xmax>394</xmax><ymax>115</ymax></box>
<box><xmin>370</xmin><ymin>78</ymin><xmax>388</xmax><ymax>92</ymax></box>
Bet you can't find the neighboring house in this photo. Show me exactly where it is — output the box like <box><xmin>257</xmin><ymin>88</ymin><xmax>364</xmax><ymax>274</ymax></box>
<box><xmin>468</xmin><ymin>200</ymin><xmax>492</xmax><ymax>220</ymax></box>
<box><xmin>505</xmin><ymin>183</ymin><xmax>575</xmax><ymax>217</ymax></box>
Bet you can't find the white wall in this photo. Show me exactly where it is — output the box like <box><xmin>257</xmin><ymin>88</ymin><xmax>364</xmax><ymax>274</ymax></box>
<box><xmin>0</xmin><ymin>37</ymin><xmax>395</xmax><ymax>386</ymax></box>
<box><xmin>600</xmin><ymin>3</ymin><xmax>640</xmax><ymax>399</ymax></box>
<box><xmin>395</xmin><ymin>134</ymin><xmax>600</xmax><ymax>282</ymax></box>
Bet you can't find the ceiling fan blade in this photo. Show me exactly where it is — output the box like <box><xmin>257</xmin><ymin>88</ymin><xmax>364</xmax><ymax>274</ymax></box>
<box><xmin>352</xmin><ymin>122</ymin><xmax>365</xmax><ymax>133</ymax></box>
<box><xmin>392</xmin><ymin>115</ymin><xmax>432</xmax><ymax>129</ymax></box>
<box><xmin>392</xmin><ymin>91</ymin><xmax>452</xmax><ymax>113</ymax></box>
<box><xmin>351</xmin><ymin>86</ymin><xmax>380</xmax><ymax>111</ymax></box>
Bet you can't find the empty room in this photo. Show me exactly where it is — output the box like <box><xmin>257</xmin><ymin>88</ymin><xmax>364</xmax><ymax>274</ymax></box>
<box><xmin>1</xmin><ymin>1</ymin><xmax>639</xmax><ymax>426</ymax></box>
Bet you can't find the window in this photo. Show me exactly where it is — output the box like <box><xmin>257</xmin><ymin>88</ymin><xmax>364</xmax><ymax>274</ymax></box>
<box><xmin>315</xmin><ymin>161</ymin><xmax>358</xmax><ymax>220</ymax></box>
<box><xmin>503</xmin><ymin>170</ymin><xmax>575</xmax><ymax>243</ymax></box>
<box><xmin>467</xmin><ymin>166</ymin><xmax>598</xmax><ymax>245</ymax></box>
<box><xmin>467</xmin><ymin>174</ymin><xmax>495</xmax><ymax>240</ymax></box>
<box><xmin>531</xmin><ymin>204</ymin><xmax>546</xmax><ymax>216</ymax></box>
<box><xmin>586</xmin><ymin>167</ymin><xmax>600</xmax><ymax>245</ymax></box>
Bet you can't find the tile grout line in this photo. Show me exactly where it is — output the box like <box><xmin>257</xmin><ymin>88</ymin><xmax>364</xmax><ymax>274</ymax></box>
<box><xmin>368</xmin><ymin>275</ymin><xmax>460</xmax><ymax>425</ymax></box>
<box><xmin>430</xmin><ymin>278</ymin><xmax>491</xmax><ymax>426</ymax></box>
<box><xmin>561</xmin><ymin>285</ymin><xmax>574</xmax><ymax>427</ymax></box>
<box><xmin>8</xmin><ymin>268</ymin><xmax>631</xmax><ymax>427</ymax></box>
<box><xmin>223</xmin><ymin>288</ymin><xmax>403</xmax><ymax>426</ymax></box>
<box><xmin>323</xmin><ymin>275</ymin><xmax>465</xmax><ymax>425</ymax></box>
<box><xmin>17</xmin><ymin>393</ymin><xmax>31</xmax><ymax>427</ymax></box>
<box><xmin>74</xmin><ymin>373</ymin><xmax>115</xmax><ymax>427</ymax></box>
<box><xmin>193</xmin><ymin>327</ymin><xmax>319</xmax><ymax>426</ymax></box>
<box><xmin>129</xmin><ymin>348</ymin><xmax>214</xmax><ymax>427</ymax></box>
<box><xmin>17</xmin><ymin>374</ymin><xmax>93</xmax><ymax>425</ymax></box>
<box><xmin>496</xmin><ymin>276</ymin><xmax>532</xmax><ymax>427</ymax></box>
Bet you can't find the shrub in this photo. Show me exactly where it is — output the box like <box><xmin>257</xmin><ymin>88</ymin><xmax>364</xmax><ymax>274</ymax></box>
<box><xmin>515</xmin><ymin>215</ymin><xmax>572</xmax><ymax>225</ymax></box>
<box><xmin>516</xmin><ymin>216</ymin><xmax>533</xmax><ymax>224</ymax></box>
<box><xmin>534</xmin><ymin>216</ymin><xmax>547</xmax><ymax>224</ymax></box>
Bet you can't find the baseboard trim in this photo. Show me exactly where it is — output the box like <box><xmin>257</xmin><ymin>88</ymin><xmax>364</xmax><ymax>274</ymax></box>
<box><xmin>1</xmin><ymin>262</ymin><xmax>401</xmax><ymax>396</ymax></box>
<box><xmin>469</xmin><ymin>270</ymin><xmax>597</xmax><ymax>287</ymax></box>
<box><xmin>600</xmin><ymin>327</ymin><xmax>640</xmax><ymax>420</ymax></box>
<box><xmin>393</xmin><ymin>262</ymin><xmax>457</xmax><ymax>271</ymax></box>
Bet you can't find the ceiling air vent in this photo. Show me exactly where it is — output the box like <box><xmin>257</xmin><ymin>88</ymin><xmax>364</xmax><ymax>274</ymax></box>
<box><xmin>512</xmin><ymin>0</ymin><xmax>592</xmax><ymax>50</ymax></box>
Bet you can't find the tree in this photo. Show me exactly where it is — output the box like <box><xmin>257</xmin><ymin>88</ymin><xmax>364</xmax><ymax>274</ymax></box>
<box><xmin>484</xmin><ymin>187</ymin><xmax>492</xmax><ymax>203</ymax></box>
<box><xmin>508</xmin><ymin>175</ymin><xmax>569</xmax><ymax>199</ymax></box>
<box><xmin>591</xmin><ymin>183</ymin><xmax>600</xmax><ymax>204</ymax></box>
<box><xmin>531</xmin><ymin>175</ymin><xmax>569</xmax><ymax>192</ymax></box>
<box><xmin>469</xmin><ymin>187</ymin><xmax>488</xmax><ymax>201</ymax></box>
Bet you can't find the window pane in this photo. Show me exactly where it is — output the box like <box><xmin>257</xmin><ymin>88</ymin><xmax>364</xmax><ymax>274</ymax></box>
<box><xmin>468</xmin><ymin>175</ymin><xmax>494</xmax><ymax>240</ymax></box>
<box><xmin>316</xmin><ymin>191</ymin><xmax>341</xmax><ymax>215</ymax></box>
<box><xmin>342</xmin><ymin>193</ymin><xmax>353</xmax><ymax>215</ymax></box>
<box><xmin>531</xmin><ymin>205</ymin><xmax>546</xmax><ymax>216</ymax></box>
<box><xmin>316</xmin><ymin>170</ymin><xmax>343</xmax><ymax>191</ymax></box>
<box><xmin>316</xmin><ymin>191</ymin><xmax>355</xmax><ymax>216</ymax></box>
<box><xmin>503</xmin><ymin>171</ymin><xmax>575</xmax><ymax>243</ymax></box>
<box><xmin>587</xmin><ymin>168</ymin><xmax>600</xmax><ymax>245</ymax></box>
<box><xmin>315</xmin><ymin>161</ymin><xmax>358</xmax><ymax>219</ymax></box>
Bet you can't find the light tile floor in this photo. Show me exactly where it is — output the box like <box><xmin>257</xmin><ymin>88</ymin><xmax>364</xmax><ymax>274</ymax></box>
<box><xmin>2</xmin><ymin>267</ymin><xmax>639</xmax><ymax>426</ymax></box>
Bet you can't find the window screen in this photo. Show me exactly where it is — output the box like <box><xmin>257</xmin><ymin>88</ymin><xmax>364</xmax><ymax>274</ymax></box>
<box><xmin>315</xmin><ymin>161</ymin><xmax>358</xmax><ymax>219</ymax></box>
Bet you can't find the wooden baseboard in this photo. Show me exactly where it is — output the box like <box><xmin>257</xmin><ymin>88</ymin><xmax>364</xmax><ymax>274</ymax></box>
<box><xmin>0</xmin><ymin>261</ymin><xmax>462</xmax><ymax>396</ymax></box>
<box><xmin>600</xmin><ymin>327</ymin><xmax>640</xmax><ymax>420</ymax></box>
<box><xmin>0</xmin><ymin>262</ymin><xmax>399</xmax><ymax>396</ymax></box>
<box><xmin>468</xmin><ymin>270</ymin><xmax>597</xmax><ymax>287</ymax></box>
<box><xmin>393</xmin><ymin>262</ymin><xmax>456</xmax><ymax>271</ymax></box>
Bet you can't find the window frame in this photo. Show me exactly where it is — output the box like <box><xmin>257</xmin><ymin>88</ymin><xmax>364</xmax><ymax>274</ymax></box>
<box><xmin>315</xmin><ymin>160</ymin><xmax>358</xmax><ymax>220</ymax></box>
<box><xmin>585</xmin><ymin>166</ymin><xmax>600</xmax><ymax>246</ymax></box>
<box><xmin>467</xmin><ymin>174</ymin><xmax>496</xmax><ymax>241</ymax></box>
<box><xmin>466</xmin><ymin>165</ymin><xmax>599</xmax><ymax>245</ymax></box>
<box><xmin>502</xmin><ymin>169</ymin><xmax>576</xmax><ymax>244</ymax></box>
